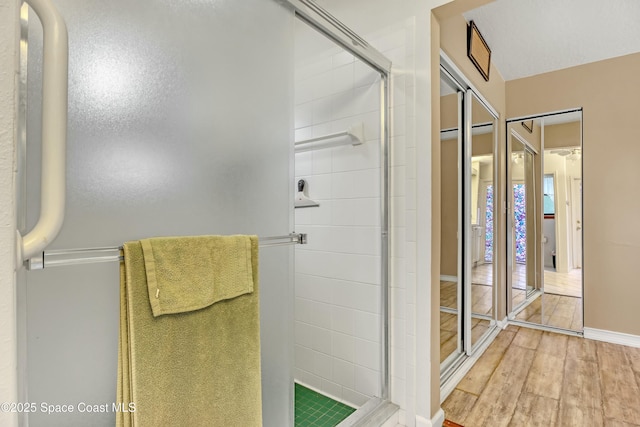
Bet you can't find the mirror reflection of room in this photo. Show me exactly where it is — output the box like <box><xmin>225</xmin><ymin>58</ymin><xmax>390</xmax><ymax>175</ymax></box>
<box><xmin>510</xmin><ymin>112</ymin><xmax>582</xmax><ymax>331</ymax></box>
<box><xmin>469</xmin><ymin>94</ymin><xmax>495</xmax><ymax>347</ymax></box>
<box><xmin>508</xmin><ymin>126</ymin><xmax>538</xmax><ymax>312</ymax></box>
<box><xmin>439</xmin><ymin>68</ymin><xmax>499</xmax><ymax>375</ymax></box>
<box><xmin>439</xmin><ymin>71</ymin><xmax>461</xmax><ymax>367</ymax></box>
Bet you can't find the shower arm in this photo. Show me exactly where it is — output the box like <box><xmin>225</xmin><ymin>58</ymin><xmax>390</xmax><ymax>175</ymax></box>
<box><xmin>17</xmin><ymin>0</ymin><xmax>68</xmax><ymax>268</ymax></box>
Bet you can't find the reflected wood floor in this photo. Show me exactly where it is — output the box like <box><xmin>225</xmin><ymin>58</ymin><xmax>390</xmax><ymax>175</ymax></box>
<box><xmin>440</xmin><ymin>310</ymin><xmax>491</xmax><ymax>363</ymax></box>
<box><xmin>443</xmin><ymin>326</ymin><xmax>640</xmax><ymax>426</ymax></box>
<box><xmin>515</xmin><ymin>293</ymin><xmax>582</xmax><ymax>331</ymax></box>
<box><xmin>545</xmin><ymin>268</ymin><xmax>582</xmax><ymax>298</ymax></box>
<box><xmin>441</xmin><ymin>280</ymin><xmax>492</xmax><ymax>362</ymax></box>
<box><xmin>440</xmin><ymin>281</ymin><xmax>493</xmax><ymax>315</ymax></box>
<box><xmin>474</xmin><ymin>263</ymin><xmax>583</xmax><ymax>298</ymax></box>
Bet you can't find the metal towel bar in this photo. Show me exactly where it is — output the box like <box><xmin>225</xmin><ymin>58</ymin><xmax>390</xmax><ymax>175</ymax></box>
<box><xmin>26</xmin><ymin>233</ymin><xmax>307</xmax><ymax>270</ymax></box>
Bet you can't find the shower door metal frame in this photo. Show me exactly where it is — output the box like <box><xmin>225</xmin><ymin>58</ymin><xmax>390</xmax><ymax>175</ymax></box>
<box><xmin>284</xmin><ymin>0</ymin><xmax>394</xmax><ymax>424</ymax></box>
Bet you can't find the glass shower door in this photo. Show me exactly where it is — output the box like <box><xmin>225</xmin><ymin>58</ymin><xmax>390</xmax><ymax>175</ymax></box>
<box><xmin>22</xmin><ymin>1</ymin><xmax>295</xmax><ymax>425</ymax></box>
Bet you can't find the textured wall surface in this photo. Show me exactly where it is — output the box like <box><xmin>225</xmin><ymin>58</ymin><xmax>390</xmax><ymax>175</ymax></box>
<box><xmin>0</xmin><ymin>0</ymin><xmax>19</xmax><ymax>426</ymax></box>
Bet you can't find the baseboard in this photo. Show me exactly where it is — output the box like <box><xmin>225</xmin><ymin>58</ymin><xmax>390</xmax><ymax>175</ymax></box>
<box><xmin>415</xmin><ymin>408</ymin><xmax>444</xmax><ymax>427</ymax></box>
<box><xmin>584</xmin><ymin>327</ymin><xmax>640</xmax><ymax>348</ymax></box>
<box><xmin>439</xmin><ymin>275</ymin><xmax>458</xmax><ymax>283</ymax></box>
<box><xmin>432</xmin><ymin>409</ymin><xmax>445</xmax><ymax>426</ymax></box>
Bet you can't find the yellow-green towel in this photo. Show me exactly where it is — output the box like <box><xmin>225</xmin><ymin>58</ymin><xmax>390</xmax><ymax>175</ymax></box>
<box><xmin>117</xmin><ymin>235</ymin><xmax>262</xmax><ymax>427</ymax></box>
<box><xmin>140</xmin><ymin>235</ymin><xmax>255</xmax><ymax>317</ymax></box>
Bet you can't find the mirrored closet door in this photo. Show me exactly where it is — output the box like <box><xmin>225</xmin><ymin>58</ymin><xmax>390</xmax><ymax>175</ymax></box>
<box><xmin>465</xmin><ymin>91</ymin><xmax>497</xmax><ymax>353</ymax></box>
<box><xmin>440</xmin><ymin>62</ymin><xmax>499</xmax><ymax>379</ymax></box>
<box><xmin>439</xmin><ymin>70</ymin><xmax>463</xmax><ymax>370</ymax></box>
<box><xmin>507</xmin><ymin>111</ymin><xmax>583</xmax><ymax>332</ymax></box>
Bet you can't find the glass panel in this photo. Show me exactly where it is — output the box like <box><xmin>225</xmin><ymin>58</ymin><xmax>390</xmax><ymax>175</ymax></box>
<box><xmin>293</xmin><ymin>18</ymin><xmax>383</xmax><ymax>411</ymax></box>
<box><xmin>439</xmin><ymin>72</ymin><xmax>462</xmax><ymax>369</ymax></box>
<box><xmin>469</xmin><ymin>93</ymin><xmax>495</xmax><ymax>349</ymax></box>
<box><xmin>24</xmin><ymin>1</ymin><xmax>294</xmax><ymax>425</ymax></box>
<box><xmin>511</xmin><ymin>111</ymin><xmax>583</xmax><ymax>332</ymax></box>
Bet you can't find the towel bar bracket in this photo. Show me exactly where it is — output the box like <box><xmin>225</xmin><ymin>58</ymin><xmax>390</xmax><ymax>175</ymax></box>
<box><xmin>26</xmin><ymin>253</ymin><xmax>45</xmax><ymax>271</ymax></box>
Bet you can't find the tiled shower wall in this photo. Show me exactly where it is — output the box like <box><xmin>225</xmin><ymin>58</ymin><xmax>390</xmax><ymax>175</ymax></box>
<box><xmin>293</xmin><ymin>42</ymin><xmax>383</xmax><ymax>407</ymax></box>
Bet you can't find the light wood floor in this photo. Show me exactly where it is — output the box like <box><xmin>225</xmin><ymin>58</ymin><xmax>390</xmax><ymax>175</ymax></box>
<box><xmin>443</xmin><ymin>326</ymin><xmax>640</xmax><ymax>426</ymax></box>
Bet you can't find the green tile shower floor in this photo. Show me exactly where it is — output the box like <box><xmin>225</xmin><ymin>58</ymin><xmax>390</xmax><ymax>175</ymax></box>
<box><xmin>294</xmin><ymin>383</ymin><xmax>356</xmax><ymax>427</ymax></box>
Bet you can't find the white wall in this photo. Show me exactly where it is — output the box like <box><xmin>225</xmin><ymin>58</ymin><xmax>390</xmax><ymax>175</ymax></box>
<box><xmin>0</xmin><ymin>0</ymin><xmax>19</xmax><ymax>426</ymax></box>
<box><xmin>293</xmin><ymin>30</ymin><xmax>383</xmax><ymax>406</ymax></box>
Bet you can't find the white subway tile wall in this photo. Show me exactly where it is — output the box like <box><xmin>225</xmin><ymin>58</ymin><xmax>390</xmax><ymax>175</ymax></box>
<box><xmin>295</xmin><ymin>15</ymin><xmax>421</xmax><ymax>424</ymax></box>
<box><xmin>294</xmin><ymin>29</ymin><xmax>383</xmax><ymax>408</ymax></box>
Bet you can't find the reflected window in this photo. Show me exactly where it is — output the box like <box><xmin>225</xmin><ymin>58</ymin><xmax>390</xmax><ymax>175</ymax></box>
<box><xmin>484</xmin><ymin>184</ymin><xmax>494</xmax><ymax>262</ymax></box>
<box><xmin>513</xmin><ymin>184</ymin><xmax>527</xmax><ymax>263</ymax></box>
<box><xmin>543</xmin><ymin>174</ymin><xmax>555</xmax><ymax>216</ymax></box>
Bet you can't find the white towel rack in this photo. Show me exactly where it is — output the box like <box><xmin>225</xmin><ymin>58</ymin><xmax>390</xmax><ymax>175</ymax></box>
<box><xmin>294</xmin><ymin>122</ymin><xmax>364</xmax><ymax>153</ymax></box>
<box><xmin>18</xmin><ymin>0</ymin><xmax>68</xmax><ymax>268</ymax></box>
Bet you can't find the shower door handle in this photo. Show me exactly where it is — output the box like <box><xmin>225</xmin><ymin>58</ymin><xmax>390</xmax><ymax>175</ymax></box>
<box><xmin>17</xmin><ymin>0</ymin><xmax>68</xmax><ymax>267</ymax></box>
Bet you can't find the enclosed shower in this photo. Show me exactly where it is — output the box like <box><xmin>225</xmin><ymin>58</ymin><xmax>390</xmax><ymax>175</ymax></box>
<box><xmin>292</xmin><ymin>11</ymin><xmax>392</xmax><ymax>424</ymax></box>
<box><xmin>293</xmin><ymin>14</ymin><xmax>385</xmax><ymax>411</ymax></box>
<box><xmin>17</xmin><ymin>0</ymin><xmax>391</xmax><ymax>425</ymax></box>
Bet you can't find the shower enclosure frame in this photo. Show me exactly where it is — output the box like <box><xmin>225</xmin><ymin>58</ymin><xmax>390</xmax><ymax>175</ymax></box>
<box><xmin>284</xmin><ymin>0</ymin><xmax>394</xmax><ymax>423</ymax></box>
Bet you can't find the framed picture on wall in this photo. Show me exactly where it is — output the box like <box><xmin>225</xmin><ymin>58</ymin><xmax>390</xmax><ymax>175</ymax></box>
<box><xmin>467</xmin><ymin>21</ymin><xmax>491</xmax><ymax>82</ymax></box>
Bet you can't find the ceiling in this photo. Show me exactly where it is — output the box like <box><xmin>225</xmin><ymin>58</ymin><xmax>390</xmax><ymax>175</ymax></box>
<box><xmin>463</xmin><ymin>0</ymin><xmax>640</xmax><ymax>81</ymax></box>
